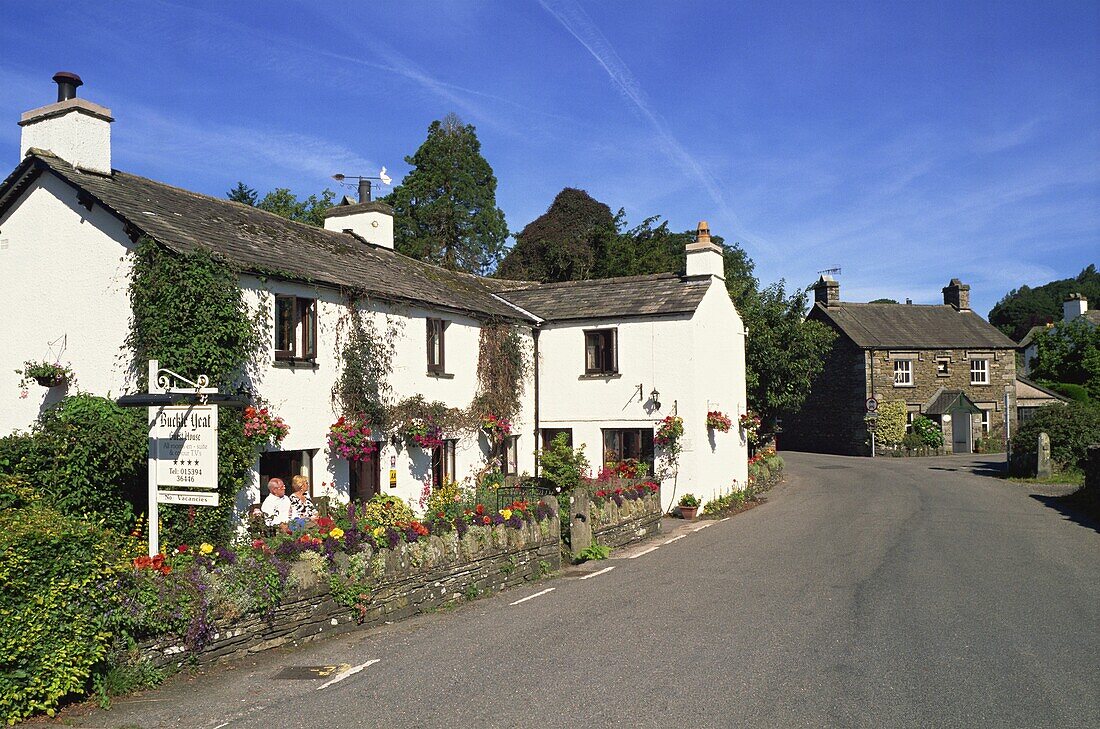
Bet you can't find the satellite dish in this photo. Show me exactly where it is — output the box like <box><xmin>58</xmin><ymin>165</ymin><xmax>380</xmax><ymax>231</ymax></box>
<box><xmin>379</xmin><ymin>167</ymin><xmax>392</xmax><ymax>186</ymax></box>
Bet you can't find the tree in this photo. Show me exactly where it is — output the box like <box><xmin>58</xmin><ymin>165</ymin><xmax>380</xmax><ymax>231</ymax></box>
<box><xmin>869</xmin><ymin>298</ymin><xmax>899</xmax><ymax>304</ymax></box>
<box><xmin>257</xmin><ymin>188</ymin><xmax>335</xmax><ymax>227</ymax></box>
<box><xmin>740</xmin><ymin>282</ymin><xmax>837</xmax><ymax>426</ymax></box>
<box><xmin>226</xmin><ymin>182</ymin><xmax>257</xmax><ymax>206</ymax></box>
<box><xmin>497</xmin><ymin>188</ymin><xmax>615</xmax><ymax>282</ymax></box>
<box><xmin>386</xmin><ymin>113</ymin><xmax>508</xmax><ymax>274</ymax></box>
<box><xmin>989</xmin><ymin>265</ymin><xmax>1100</xmax><ymax>340</ymax></box>
<box><xmin>1029</xmin><ymin>317</ymin><xmax>1100</xmax><ymax>401</ymax></box>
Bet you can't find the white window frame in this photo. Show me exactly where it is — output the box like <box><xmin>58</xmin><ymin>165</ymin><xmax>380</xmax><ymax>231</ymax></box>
<box><xmin>893</xmin><ymin>359</ymin><xmax>913</xmax><ymax>386</ymax></box>
<box><xmin>970</xmin><ymin>359</ymin><xmax>989</xmax><ymax>385</ymax></box>
<box><xmin>936</xmin><ymin>357</ymin><xmax>950</xmax><ymax>377</ymax></box>
<box><xmin>980</xmin><ymin>409</ymin><xmax>990</xmax><ymax>434</ymax></box>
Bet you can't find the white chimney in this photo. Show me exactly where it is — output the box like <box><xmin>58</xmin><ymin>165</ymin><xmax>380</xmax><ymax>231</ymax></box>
<box><xmin>19</xmin><ymin>72</ymin><xmax>113</xmax><ymax>174</ymax></box>
<box><xmin>685</xmin><ymin>220</ymin><xmax>724</xmax><ymax>279</ymax></box>
<box><xmin>323</xmin><ymin>197</ymin><xmax>395</xmax><ymax>249</ymax></box>
<box><xmin>1063</xmin><ymin>293</ymin><xmax>1088</xmax><ymax>322</ymax></box>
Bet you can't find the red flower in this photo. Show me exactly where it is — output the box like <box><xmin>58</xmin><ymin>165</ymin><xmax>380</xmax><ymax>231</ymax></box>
<box><xmin>482</xmin><ymin>516</ymin><xmax>491</xmax><ymax>525</ymax></box>
<box><xmin>475</xmin><ymin>504</ymin><xmax>485</xmax><ymax>516</ymax></box>
<box><xmin>176</xmin><ymin>544</ymin><xmax>189</xmax><ymax>553</ymax></box>
<box><xmin>251</xmin><ymin>538</ymin><xmax>266</xmax><ymax>550</ymax></box>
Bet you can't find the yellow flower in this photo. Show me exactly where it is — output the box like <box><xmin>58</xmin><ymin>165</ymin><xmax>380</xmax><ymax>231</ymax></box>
<box><xmin>500</xmin><ymin>509</ymin><xmax>512</xmax><ymax>520</ymax></box>
<box><xmin>329</xmin><ymin>527</ymin><xmax>345</xmax><ymax>539</ymax></box>
<box><xmin>372</xmin><ymin>526</ymin><xmax>385</xmax><ymax>538</ymax></box>
<box><xmin>199</xmin><ymin>543</ymin><xmax>214</xmax><ymax>555</ymax></box>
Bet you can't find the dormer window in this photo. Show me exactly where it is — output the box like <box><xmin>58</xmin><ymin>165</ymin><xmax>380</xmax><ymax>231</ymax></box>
<box><xmin>275</xmin><ymin>296</ymin><xmax>317</xmax><ymax>361</ymax></box>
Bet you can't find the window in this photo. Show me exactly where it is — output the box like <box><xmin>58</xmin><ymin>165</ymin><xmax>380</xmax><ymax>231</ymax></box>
<box><xmin>905</xmin><ymin>411</ymin><xmax>915</xmax><ymax>433</ymax></box>
<box><xmin>274</xmin><ymin>296</ymin><xmax>317</xmax><ymax>361</ymax></box>
<box><xmin>893</xmin><ymin>359</ymin><xmax>913</xmax><ymax>386</ymax></box>
<box><xmin>584</xmin><ymin>329</ymin><xmax>618</xmax><ymax>375</ymax></box>
<box><xmin>500</xmin><ymin>435</ymin><xmax>519</xmax><ymax>477</ymax></box>
<box><xmin>936</xmin><ymin>358</ymin><xmax>950</xmax><ymax>377</ymax></box>
<box><xmin>426</xmin><ymin>318</ymin><xmax>447</xmax><ymax>374</ymax></box>
<box><xmin>540</xmin><ymin>428</ymin><xmax>573</xmax><ymax>449</ymax></box>
<box><xmin>980</xmin><ymin>410</ymin><xmax>990</xmax><ymax>434</ymax></box>
<box><xmin>970</xmin><ymin>359</ymin><xmax>989</xmax><ymax>385</ymax></box>
<box><xmin>431</xmin><ymin>439</ymin><xmax>457</xmax><ymax>489</ymax></box>
<box><xmin>601</xmin><ymin>428</ymin><xmax>654</xmax><ymax>471</ymax></box>
<box><xmin>259</xmin><ymin>450</ymin><xmax>312</xmax><ymax>501</ymax></box>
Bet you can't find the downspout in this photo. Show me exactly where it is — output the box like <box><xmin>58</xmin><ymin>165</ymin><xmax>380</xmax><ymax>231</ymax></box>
<box><xmin>532</xmin><ymin>326</ymin><xmax>541</xmax><ymax>477</ymax></box>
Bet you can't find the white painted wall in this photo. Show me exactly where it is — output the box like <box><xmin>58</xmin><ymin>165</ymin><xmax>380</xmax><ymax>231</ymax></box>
<box><xmin>0</xmin><ymin>173</ymin><xmax>135</xmax><ymax>435</ymax></box>
<box><xmin>537</xmin><ymin>278</ymin><xmax>748</xmax><ymax>511</ymax></box>
<box><xmin>20</xmin><ymin>104</ymin><xmax>113</xmax><ymax>174</ymax></box>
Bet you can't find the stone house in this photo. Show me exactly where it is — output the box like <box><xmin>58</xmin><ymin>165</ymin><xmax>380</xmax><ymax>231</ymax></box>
<box><xmin>0</xmin><ymin>73</ymin><xmax>748</xmax><ymax>515</ymax></box>
<box><xmin>1019</xmin><ymin>293</ymin><xmax>1099</xmax><ymax>375</ymax></box>
<box><xmin>782</xmin><ymin>276</ymin><xmax>1018</xmax><ymax>455</ymax></box>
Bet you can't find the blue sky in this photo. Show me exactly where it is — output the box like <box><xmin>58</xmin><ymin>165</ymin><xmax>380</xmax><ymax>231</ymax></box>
<box><xmin>1</xmin><ymin>1</ymin><xmax>1097</xmax><ymax>318</ymax></box>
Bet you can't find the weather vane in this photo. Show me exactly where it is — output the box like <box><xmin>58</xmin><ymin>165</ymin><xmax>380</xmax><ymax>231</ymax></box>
<box><xmin>331</xmin><ymin>167</ymin><xmax>392</xmax><ymax>203</ymax></box>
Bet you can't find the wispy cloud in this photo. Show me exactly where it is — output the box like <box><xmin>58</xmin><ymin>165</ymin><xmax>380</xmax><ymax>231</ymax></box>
<box><xmin>537</xmin><ymin>0</ymin><xmax>774</xmax><ymax>257</ymax></box>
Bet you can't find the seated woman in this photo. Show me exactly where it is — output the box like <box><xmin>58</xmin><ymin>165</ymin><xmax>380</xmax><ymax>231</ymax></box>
<box><xmin>288</xmin><ymin>474</ymin><xmax>318</xmax><ymax>525</ymax></box>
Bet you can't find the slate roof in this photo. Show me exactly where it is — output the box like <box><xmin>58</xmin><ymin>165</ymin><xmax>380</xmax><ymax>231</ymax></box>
<box><xmin>495</xmin><ymin>273</ymin><xmax>711</xmax><ymax>322</ymax></box>
<box><xmin>811</xmin><ymin>301</ymin><xmax>1017</xmax><ymax>349</ymax></box>
<box><xmin>923</xmin><ymin>389</ymin><xmax>983</xmax><ymax>416</ymax></box>
<box><xmin>0</xmin><ymin>152</ymin><xmax>524</xmax><ymax>320</ymax></box>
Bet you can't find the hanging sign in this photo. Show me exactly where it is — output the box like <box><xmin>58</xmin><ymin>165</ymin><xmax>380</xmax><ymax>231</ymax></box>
<box><xmin>153</xmin><ymin>405</ymin><xmax>218</xmax><ymax>489</ymax></box>
<box><xmin>157</xmin><ymin>490</ymin><xmax>220</xmax><ymax>506</ymax></box>
<box><xmin>389</xmin><ymin>469</ymin><xmax>398</xmax><ymax>489</ymax></box>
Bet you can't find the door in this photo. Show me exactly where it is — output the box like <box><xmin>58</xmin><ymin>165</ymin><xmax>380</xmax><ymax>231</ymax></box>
<box><xmin>951</xmin><ymin>411</ymin><xmax>972</xmax><ymax>454</ymax></box>
<box><xmin>349</xmin><ymin>451</ymin><xmax>381</xmax><ymax>503</ymax></box>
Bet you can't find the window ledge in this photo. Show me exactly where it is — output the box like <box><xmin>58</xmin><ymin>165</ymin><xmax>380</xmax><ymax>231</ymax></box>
<box><xmin>893</xmin><ymin>383</ymin><xmax>915</xmax><ymax>388</ymax></box>
<box><xmin>970</xmin><ymin>382</ymin><xmax>991</xmax><ymax>387</ymax></box>
<box><xmin>427</xmin><ymin>371</ymin><xmax>455</xmax><ymax>379</ymax></box>
<box><xmin>273</xmin><ymin>358</ymin><xmax>319</xmax><ymax>370</ymax></box>
<box><xmin>579</xmin><ymin>373</ymin><xmax>622</xmax><ymax>380</ymax></box>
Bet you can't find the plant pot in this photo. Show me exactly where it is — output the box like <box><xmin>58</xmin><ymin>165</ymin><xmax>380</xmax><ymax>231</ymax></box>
<box><xmin>679</xmin><ymin>506</ymin><xmax>698</xmax><ymax>520</ymax></box>
<box><xmin>34</xmin><ymin>375</ymin><xmax>65</xmax><ymax>388</ymax></box>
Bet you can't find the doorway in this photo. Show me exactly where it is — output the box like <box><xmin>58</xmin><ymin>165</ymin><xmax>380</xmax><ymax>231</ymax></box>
<box><xmin>349</xmin><ymin>451</ymin><xmax>381</xmax><ymax>503</ymax></box>
<box><xmin>951</xmin><ymin>411</ymin><xmax>972</xmax><ymax>454</ymax></box>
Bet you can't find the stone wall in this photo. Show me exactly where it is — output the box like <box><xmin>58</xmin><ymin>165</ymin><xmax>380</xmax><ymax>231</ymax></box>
<box><xmin>142</xmin><ymin>509</ymin><xmax>560</xmax><ymax>670</ymax></box>
<box><xmin>589</xmin><ymin>491</ymin><xmax>663</xmax><ymax>550</ymax></box>
<box><xmin>781</xmin><ymin>335</ymin><xmax>868</xmax><ymax>455</ymax></box>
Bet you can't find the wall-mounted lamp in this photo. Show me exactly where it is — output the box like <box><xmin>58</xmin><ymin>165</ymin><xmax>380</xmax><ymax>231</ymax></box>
<box><xmin>650</xmin><ymin>388</ymin><xmax>661</xmax><ymax>410</ymax></box>
<box><xmin>389</xmin><ymin>433</ymin><xmax>402</xmax><ymax>449</ymax></box>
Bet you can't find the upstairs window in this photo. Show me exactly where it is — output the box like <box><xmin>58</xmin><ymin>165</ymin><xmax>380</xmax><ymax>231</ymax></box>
<box><xmin>893</xmin><ymin>359</ymin><xmax>913</xmax><ymax>386</ymax></box>
<box><xmin>274</xmin><ymin>296</ymin><xmax>317</xmax><ymax>361</ymax></box>
<box><xmin>970</xmin><ymin>359</ymin><xmax>989</xmax><ymax>385</ymax></box>
<box><xmin>426</xmin><ymin>318</ymin><xmax>447</xmax><ymax>374</ymax></box>
<box><xmin>584</xmin><ymin>329</ymin><xmax>618</xmax><ymax>375</ymax></box>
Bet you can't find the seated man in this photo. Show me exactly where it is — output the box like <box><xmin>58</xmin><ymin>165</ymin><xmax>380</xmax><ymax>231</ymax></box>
<box><xmin>261</xmin><ymin>477</ymin><xmax>291</xmax><ymax>528</ymax></box>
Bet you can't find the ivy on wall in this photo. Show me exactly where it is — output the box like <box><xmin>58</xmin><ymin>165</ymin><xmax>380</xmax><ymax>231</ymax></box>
<box><xmin>471</xmin><ymin>320</ymin><xmax>528</xmax><ymax>420</ymax></box>
<box><xmin>331</xmin><ymin>291</ymin><xmax>399</xmax><ymax>430</ymax></box>
<box><xmin>127</xmin><ymin>238</ymin><xmax>264</xmax><ymax>545</ymax></box>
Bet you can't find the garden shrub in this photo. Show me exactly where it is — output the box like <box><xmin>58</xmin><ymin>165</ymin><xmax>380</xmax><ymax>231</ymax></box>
<box><xmin>0</xmin><ymin>394</ymin><xmax>146</xmax><ymax>532</ymax></box>
<box><xmin>538</xmin><ymin>433</ymin><xmax>589</xmax><ymax>493</ymax></box>
<box><xmin>1039</xmin><ymin>381</ymin><xmax>1090</xmax><ymax>403</ymax></box>
<box><xmin>1011</xmin><ymin>402</ymin><xmax>1100</xmax><ymax>474</ymax></box>
<box><xmin>875</xmin><ymin>400</ymin><xmax>907</xmax><ymax>448</ymax></box>
<box><xmin>358</xmin><ymin>493</ymin><xmax>415</xmax><ymax>528</ymax></box>
<box><xmin>912</xmin><ymin>416</ymin><xmax>945</xmax><ymax>449</ymax></box>
<box><xmin>0</xmin><ymin>476</ymin><xmax>126</xmax><ymax>723</ymax></box>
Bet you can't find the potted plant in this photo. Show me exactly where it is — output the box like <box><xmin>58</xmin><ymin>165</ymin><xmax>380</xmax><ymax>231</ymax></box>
<box><xmin>706</xmin><ymin>410</ymin><xmax>732</xmax><ymax>432</ymax></box>
<box><xmin>679</xmin><ymin>493</ymin><xmax>700</xmax><ymax>520</ymax></box>
<box><xmin>243</xmin><ymin>405</ymin><xmax>290</xmax><ymax>448</ymax></box>
<box><xmin>327</xmin><ymin>414</ymin><xmax>379</xmax><ymax>461</ymax></box>
<box><xmin>480</xmin><ymin>412</ymin><xmax>512</xmax><ymax>445</ymax></box>
<box><xmin>738</xmin><ymin>411</ymin><xmax>762</xmax><ymax>444</ymax></box>
<box><xmin>17</xmin><ymin>360</ymin><xmax>73</xmax><ymax>388</ymax></box>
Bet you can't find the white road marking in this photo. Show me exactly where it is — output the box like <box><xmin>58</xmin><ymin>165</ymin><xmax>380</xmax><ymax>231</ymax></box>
<box><xmin>693</xmin><ymin>522</ymin><xmax>713</xmax><ymax>531</ymax></box>
<box><xmin>213</xmin><ymin>723</ymin><xmax>229</xmax><ymax>729</ymax></box>
<box><xmin>629</xmin><ymin>546</ymin><xmax>659</xmax><ymax>559</ymax></box>
<box><xmin>316</xmin><ymin>659</ymin><xmax>380</xmax><ymax>691</ymax></box>
<box><xmin>580</xmin><ymin>566</ymin><xmax>616</xmax><ymax>580</ymax></box>
<box><xmin>510</xmin><ymin>587</ymin><xmax>556</xmax><ymax>605</ymax></box>
<box><xmin>719</xmin><ymin>517</ymin><xmax>730</xmax><ymax>523</ymax></box>
<box><xmin>663</xmin><ymin>534</ymin><xmax>686</xmax><ymax>545</ymax></box>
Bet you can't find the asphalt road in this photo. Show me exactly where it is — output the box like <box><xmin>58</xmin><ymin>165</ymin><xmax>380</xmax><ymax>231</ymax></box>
<box><xmin>68</xmin><ymin>452</ymin><xmax>1100</xmax><ymax>728</ymax></box>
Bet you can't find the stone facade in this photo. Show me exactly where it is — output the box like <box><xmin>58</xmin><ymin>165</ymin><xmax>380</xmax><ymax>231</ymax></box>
<box><xmin>781</xmin><ymin>337</ymin><xmax>867</xmax><ymax>455</ymax></box>
<box><xmin>589</xmin><ymin>491</ymin><xmax>663</xmax><ymax>550</ymax></box>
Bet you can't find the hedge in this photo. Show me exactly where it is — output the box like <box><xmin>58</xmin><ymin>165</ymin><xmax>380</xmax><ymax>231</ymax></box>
<box><xmin>1010</xmin><ymin>402</ymin><xmax>1100</xmax><ymax>474</ymax></box>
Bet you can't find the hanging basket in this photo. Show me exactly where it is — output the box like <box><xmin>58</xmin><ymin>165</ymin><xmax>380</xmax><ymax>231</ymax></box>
<box><xmin>34</xmin><ymin>374</ymin><xmax>66</xmax><ymax>388</ymax></box>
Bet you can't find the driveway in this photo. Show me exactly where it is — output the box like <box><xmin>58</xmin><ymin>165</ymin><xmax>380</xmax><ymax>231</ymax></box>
<box><xmin>66</xmin><ymin>451</ymin><xmax>1100</xmax><ymax>728</ymax></box>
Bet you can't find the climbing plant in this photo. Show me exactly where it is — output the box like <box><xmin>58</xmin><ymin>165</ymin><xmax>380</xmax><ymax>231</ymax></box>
<box><xmin>331</xmin><ymin>291</ymin><xmax>398</xmax><ymax>431</ymax></box>
<box><xmin>471</xmin><ymin>320</ymin><xmax>528</xmax><ymax>421</ymax></box>
<box><xmin>127</xmin><ymin>238</ymin><xmax>265</xmax><ymax>545</ymax></box>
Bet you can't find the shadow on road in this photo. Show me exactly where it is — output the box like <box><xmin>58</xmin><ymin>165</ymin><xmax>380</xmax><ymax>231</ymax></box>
<box><xmin>1029</xmin><ymin>492</ymin><xmax>1100</xmax><ymax>534</ymax></box>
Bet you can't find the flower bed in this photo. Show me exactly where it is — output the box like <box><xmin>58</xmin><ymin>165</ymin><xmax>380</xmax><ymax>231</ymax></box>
<box><xmin>117</xmin><ymin>497</ymin><xmax>560</xmax><ymax>670</ymax></box>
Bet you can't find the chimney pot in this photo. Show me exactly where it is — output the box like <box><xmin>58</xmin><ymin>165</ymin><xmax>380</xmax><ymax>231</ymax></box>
<box><xmin>52</xmin><ymin>71</ymin><xmax>83</xmax><ymax>102</ymax></box>
<box><xmin>358</xmin><ymin>178</ymin><xmax>372</xmax><ymax>203</ymax></box>
<box><xmin>812</xmin><ymin>275</ymin><xmax>840</xmax><ymax>307</ymax></box>
<box><xmin>684</xmin><ymin>219</ymin><xmax>723</xmax><ymax>279</ymax></box>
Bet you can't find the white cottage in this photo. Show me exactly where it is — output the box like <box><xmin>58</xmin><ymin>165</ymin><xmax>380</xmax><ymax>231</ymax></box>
<box><xmin>0</xmin><ymin>73</ymin><xmax>747</xmax><ymax>515</ymax></box>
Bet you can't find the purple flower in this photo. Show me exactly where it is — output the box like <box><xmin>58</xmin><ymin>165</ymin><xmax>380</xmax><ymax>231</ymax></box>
<box><xmin>455</xmin><ymin>517</ymin><xmax>469</xmax><ymax>538</ymax></box>
<box><xmin>385</xmin><ymin>527</ymin><xmax>401</xmax><ymax>549</ymax></box>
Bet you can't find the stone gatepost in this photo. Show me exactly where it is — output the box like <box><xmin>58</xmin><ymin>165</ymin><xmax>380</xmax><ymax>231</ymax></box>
<box><xmin>569</xmin><ymin>489</ymin><xmax>592</xmax><ymax>561</ymax></box>
<box><xmin>1037</xmin><ymin>432</ymin><xmax>1052</xmax><ymax>479</ymax></box>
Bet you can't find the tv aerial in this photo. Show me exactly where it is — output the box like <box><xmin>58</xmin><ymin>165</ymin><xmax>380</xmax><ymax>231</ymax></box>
<box><xmin>817</xmin><ymin>266</ymin><xmax>842</xmax><ymax>277</ymax></box>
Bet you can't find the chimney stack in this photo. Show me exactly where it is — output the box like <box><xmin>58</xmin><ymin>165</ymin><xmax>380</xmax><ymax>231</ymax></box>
<box><xmin>20</xmin><ymin>72</ymin><xmax>113</xmax><ymax>174</ymax></box>
<box><xmin>1063</xmin><ymin>293</ymin><xmax>1088</xmax><ymax>322</ymax></box>
<box><xmin>942</xmin><ymin>278</ymin><xmax>970</xmax><ymax>311</ymax></box>
<box><xmin>323</xmin><ymin>198</ymin><xmax>395</xmax><ymax>249</ymax></box>
<box><xmin>812</xmin><ymin>275</ymin><xmax>840</xmax><ymax>307</ymax></box>
<box><xmin>685</xmin><ymin>220</ymin><xmax>724</xmax><ymax>280</ymax></box>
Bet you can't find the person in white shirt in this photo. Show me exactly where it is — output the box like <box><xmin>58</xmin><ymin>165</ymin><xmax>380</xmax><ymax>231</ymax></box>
<box><xmin>261</xmin><ymin>478</ymin><xmax>291</xmax><ymax>527</ymax></box>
